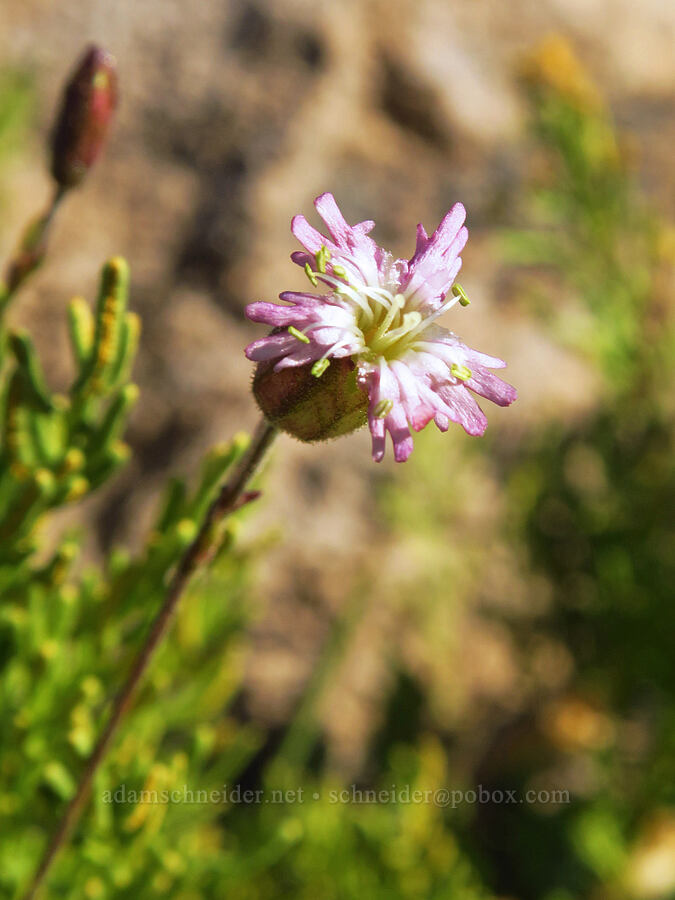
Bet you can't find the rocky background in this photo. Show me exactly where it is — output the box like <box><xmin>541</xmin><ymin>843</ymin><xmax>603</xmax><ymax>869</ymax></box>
<box><xmin>1</xmin><ymin>0</ymin><xmax>673</xmax><ymax>775</ymax></box>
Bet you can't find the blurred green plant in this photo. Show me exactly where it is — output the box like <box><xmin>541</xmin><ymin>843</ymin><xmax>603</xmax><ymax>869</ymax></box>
<box><xmin>370</xmin><ymin>34</ymin><xmax>675</xmax><ymax>900</ymax></box>
<box><xmin>508</xmin><ymin>33</ymin><xmax>674</xmax><ymax>720</ymax></box>
<box><xmin>510</xmin><ymin>34</ymin><xmax>669</xmax><ymax>391</ymax></box>
<box><xmin>0</xmin><ymin>69</ymin><xmax>34</xmax><ymax>169</ymax></box>
<box><xmin>492</xmin><ymin>38</ymin><xmax>674</xmax><ymax>899</ymax></box>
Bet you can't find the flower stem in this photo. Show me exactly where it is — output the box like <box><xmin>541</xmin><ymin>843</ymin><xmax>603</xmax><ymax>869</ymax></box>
<box><xmin>0</xmin><ymin>185</ymin><xmax>66</xmax><ymax>312</ymax></box>
<box><xmin>21</xmin><ymin>418</ymin><xmax>278</xmax><ymax>900</ymax></box>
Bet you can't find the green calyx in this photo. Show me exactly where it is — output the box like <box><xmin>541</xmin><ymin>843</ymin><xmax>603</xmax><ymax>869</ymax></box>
<box><xmin>252</xmin><ymin>356</ymin><xmax>368</xmax><ymax>442</ymax></box>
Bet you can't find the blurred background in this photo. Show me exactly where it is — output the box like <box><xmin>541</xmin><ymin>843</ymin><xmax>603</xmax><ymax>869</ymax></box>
<box><xmin>0</xmin><ymin>1</ymin><xmax>674</xmax><ymax>898</ymax></box>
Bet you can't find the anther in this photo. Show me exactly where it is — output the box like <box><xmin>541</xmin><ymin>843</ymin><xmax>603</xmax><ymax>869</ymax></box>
<box><xmin>374</xmin><ymin>399</ymin><xmax>393</xmax><ymax>418</ymax></box>
<box><xmin>452</xmin><ymin>283</ymin><xmax>471</xmax><ymax>306</ymax></box>
<box><xmin>304</xmin><ymin>262</ymin><xmax>318</xmax><ymax>287</ymax></box>
<box><xmin>315</xmin><ymin>245</ymin><xmax>330</xmax><ymax>274</ymax></box>
<box><xmin>288</xmin><ymin>326</ymin><xmax>310</xmax><ymax>344</ymax></box>
<box><xmin>451</xmin><ymin>363</ymin><xmax>472</xmax><ymax>381</ymax></box>
<box><xmin>311</xmin><ymin>358</ymin><xmax>330</xmax><ymax>377</ymax></box>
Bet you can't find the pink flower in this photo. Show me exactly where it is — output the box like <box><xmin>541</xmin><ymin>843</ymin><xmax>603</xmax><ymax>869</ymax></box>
<box><xmin>245</xmin><ymin>193</ymin><xmax>516</xmax><ymax>462</ymax></box>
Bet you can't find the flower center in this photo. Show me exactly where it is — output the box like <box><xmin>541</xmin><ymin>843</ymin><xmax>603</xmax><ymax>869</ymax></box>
<box><xmin>308</xmin><ymin>261</ymin><xmax>425</xmax><ymax>361</ymax></box>
<box><xmin>304</xmin><ymin>246</ymin><xmax>469</xmax><ymax>366</ymax></box>
<box><xmin>359</xmin><ymin>291</ymin><xmax>423</xmax><ymax>360</ymax></box>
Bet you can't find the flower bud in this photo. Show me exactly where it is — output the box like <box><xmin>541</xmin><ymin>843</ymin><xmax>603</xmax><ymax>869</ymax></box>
<box><xmin>253</xmin><ymin>356</ymin><xmax>368</xmax><ymax>442</ymax></box>
<box><xmin>50</xmin><ymin>45</ymin><xmax>118</xmax><ymax>189</ymax></box>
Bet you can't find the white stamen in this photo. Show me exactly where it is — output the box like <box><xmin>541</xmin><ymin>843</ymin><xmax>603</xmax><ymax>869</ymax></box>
<box><xmin>370</xmin><ymin>294</ymin><xmax>405</xmax><ymax>348</ymax></box>
<box><xmin>317</xmin><ymin>272</ymin><xmax>374</xmax><ymax>323</ymax></box>
<box><xmin>374</xmin><ymin>311</ymin><xmax>422</xmax><ymax>352</ymax></box>
<box><xmin>402</xmin><ymin>292</ymin><xmax>462</xmax><ymax>343</ymax></box>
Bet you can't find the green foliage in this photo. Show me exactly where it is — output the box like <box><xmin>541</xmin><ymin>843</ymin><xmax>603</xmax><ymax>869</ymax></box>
<box><xmin>376</xmin><ymin>39</ymin><xmax>674</xmax><ymax>900</ymax></box>
<box><xmin>0</xmin><ymin>354</ymin><xmax>259</xmax><ymax>898</ymax></box>
<box><xmin>215</xmin><ymin>744</ymin><xmax>491</xmax><ymax>900</ymax></box>
<box><xmin>0</xmin><ymin>258</ymin><xmax>140</xmax><ymax>579</ymax></box>
<box><xmin>0</xmin><ymin>516</ymin><xmax>259</xmax><ymax>898</ymax></box>
<box><xmin>0</xmin><ymin>244</ymin><xmax>264</xmax><ymax>898</ymax></box>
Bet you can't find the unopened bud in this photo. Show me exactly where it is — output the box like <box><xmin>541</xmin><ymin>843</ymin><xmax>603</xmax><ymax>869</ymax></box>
<box><xmin>252</xmin><ymin>356</ymin><xmax>368</xmax><ymax>442</ymax></box>
<box><xmin>50</xmin><ymin>45</ymin><xmax>118</xmax><ymax>189</ymax></box>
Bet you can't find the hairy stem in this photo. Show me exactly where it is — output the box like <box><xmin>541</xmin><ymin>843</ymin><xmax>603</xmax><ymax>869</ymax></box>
<box><xmin>21</xmin><ymin>418</ymin><xmax>278</xmax><ymax>900</ymax></box>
